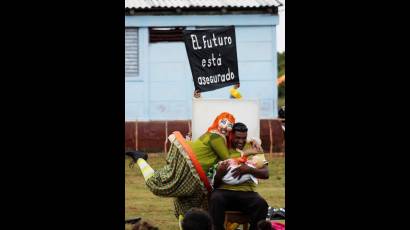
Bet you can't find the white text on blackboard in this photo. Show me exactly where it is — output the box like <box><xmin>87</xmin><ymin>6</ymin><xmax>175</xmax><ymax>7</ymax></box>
<box><xmin>190</xmin><ymin>33</ymin><xmax>232</xmax><ymax>50</ymax></box>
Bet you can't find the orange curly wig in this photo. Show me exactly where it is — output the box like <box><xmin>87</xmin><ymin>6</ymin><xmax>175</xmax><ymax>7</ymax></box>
<box><xmin>207</xmin><ymin>112</ymin><xmax>236</xmax><ymax>148</ymax></box>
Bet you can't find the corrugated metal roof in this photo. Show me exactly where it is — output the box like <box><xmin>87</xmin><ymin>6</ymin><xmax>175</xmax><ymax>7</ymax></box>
<box><xmin>125</xmin><ymin>0</ymin><xmax>283</xmax><ymax>9</ymax></box>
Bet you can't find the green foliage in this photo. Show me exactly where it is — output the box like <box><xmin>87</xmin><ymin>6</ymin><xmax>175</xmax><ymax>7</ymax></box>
<box><xmin>278</xmin><ymin>51</ymin><xmax>285</xmax><ymax>77</ymax></box>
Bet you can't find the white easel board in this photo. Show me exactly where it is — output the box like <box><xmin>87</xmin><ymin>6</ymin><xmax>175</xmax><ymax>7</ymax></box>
<box><xmin>192</xmin><ymin>98</ymin><xmax>260</xmax><ymax>141</ymax></box>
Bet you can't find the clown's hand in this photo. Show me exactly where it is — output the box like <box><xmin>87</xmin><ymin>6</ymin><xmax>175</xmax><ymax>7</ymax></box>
<box><xmin>250</xmin><ymin>137</ymin><xmax>264</xmax><ymax>153</ymax></box>
<box><xmin>249</xmin><ymin>155</ymin><xmax>268</xmax><ymax>169</ymax></box>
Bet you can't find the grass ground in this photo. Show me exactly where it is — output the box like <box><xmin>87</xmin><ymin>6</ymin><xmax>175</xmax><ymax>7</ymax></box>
<box><xmin>125</xmin><ymin>153</ymin><xmax>285</xmax><ymax>230</ymax></box>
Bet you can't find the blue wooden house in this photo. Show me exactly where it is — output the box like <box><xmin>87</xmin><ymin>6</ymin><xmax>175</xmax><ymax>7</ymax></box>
<box><xmin>125</xmin><ymin>0</ymin><xmax>282</xmax><ymax>121</ymax></box>
<box><xmin>125</xmin><ymin>0</ymin><xmax>284</xmax><ymax>152</ymax></box>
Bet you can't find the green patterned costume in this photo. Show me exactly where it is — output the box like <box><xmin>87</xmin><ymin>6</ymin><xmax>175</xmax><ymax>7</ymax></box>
<box><xmin>144</xmin><ymin>132</ymin><xmax>231</xmax><ymax>218</ymax></box>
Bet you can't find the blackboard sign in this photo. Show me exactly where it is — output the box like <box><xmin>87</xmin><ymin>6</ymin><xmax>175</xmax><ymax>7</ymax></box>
<box><xmin>183</xmin><ymin>26</ymin><xmax>239</xmax><ymax>92</ymax></box>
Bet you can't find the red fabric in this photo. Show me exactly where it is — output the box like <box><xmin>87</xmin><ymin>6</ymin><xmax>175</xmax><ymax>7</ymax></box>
<box><xmin>271</xmin><ymin>221</ymin><xmax>285</xmax><ymax>230</ymax></box>
<box><xmin>173</xmin><ymin>131</ymin><xmax>212</xmax><ymax>193</ymax></box>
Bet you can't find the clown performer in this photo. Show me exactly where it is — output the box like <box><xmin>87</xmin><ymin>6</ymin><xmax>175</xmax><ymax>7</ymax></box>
<box><xmin>127</xmin><ymin>112</ymin><xmax>244</xmax><ymax>219</ymax></box>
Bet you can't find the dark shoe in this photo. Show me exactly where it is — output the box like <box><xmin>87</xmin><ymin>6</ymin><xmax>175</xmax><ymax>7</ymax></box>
<box><xmin>125</xmin><ymin>217</ymin><xmax>141</xmax><ymax>224</ymax></box>
<box><xmin>126</xmin><ymin>151</ymin><xmax>148</xmax><ymax>168</ymax></box>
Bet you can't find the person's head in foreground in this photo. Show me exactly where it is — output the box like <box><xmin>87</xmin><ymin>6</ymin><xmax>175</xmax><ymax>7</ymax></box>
<box><xmin>182</xmin><ymin>208</ymin><xmax>213</xmax><ymax>230</ymax></box>
<box><xmin>132</xmin><ymin>220</ymin><xmax>158</xmax><ymax>230</ymax></box>
<box><xmin>257</xmin><ymin>219</ymin><xmax>273</xmax><ymax>230</ymax></box>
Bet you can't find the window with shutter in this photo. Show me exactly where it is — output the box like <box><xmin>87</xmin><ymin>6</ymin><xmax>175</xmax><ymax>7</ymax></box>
<box><xmin>125</xmin><ymin>28</ymin><xmax>139</xmax><ymax>78</ymax></box>
<box><xmin>149</xmin><ymin>27</ymin><xmax>185</xmax><ymax>43</ymax></box>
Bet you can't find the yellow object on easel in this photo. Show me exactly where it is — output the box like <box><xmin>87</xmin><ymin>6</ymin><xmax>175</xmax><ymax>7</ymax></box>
<box><xmin>230</xmin><ymin>87</ymin><xmax>242</xmax><ymax>99</ymax></box>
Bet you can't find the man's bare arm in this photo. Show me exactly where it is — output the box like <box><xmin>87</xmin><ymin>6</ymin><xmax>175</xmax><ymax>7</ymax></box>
<box><xmin>231</xmin><ymin>164</ymin><xmax>269</xmax><ymax>180</ymax></box>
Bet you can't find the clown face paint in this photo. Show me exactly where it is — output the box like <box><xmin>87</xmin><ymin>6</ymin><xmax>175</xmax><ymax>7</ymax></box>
<box><xmin>218</xmin><ymin>118</ymin><xmax>233</xmax><ymax>136</ymax></box>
